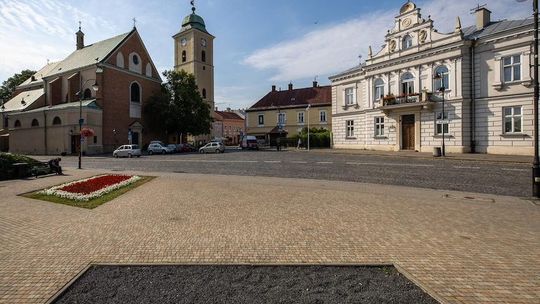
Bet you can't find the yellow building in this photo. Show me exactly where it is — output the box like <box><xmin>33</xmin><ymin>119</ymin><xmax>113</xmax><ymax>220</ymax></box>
<box><xmin>172</xmin><ymin>3</ymin><xmax>214</xmax><ymax>143</ymax></box>
<box><xmin>246</xmin><ymin>82</ymin><xmax>332</xmax><ymax>144</ymax></box>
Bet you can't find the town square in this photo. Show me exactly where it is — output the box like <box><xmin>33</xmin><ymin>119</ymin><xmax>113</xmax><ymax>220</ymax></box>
<box><xmin>0</xmin><ymin>0</ymin><xmax>539</xmax><ymax>303</ymax></box>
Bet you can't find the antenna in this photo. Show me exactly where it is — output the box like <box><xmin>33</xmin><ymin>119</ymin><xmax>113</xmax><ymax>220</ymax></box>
<box><xmin>470</xmin><ymin>3</ymin><xmax>487</xmax><ymax>14</ymax></box>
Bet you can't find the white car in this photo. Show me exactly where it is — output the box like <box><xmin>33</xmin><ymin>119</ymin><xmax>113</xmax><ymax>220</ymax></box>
<box><xmin>147</xmin><ymin>143</ymin><xmax>174</xmax><ymax>155</ymax></box>
<box><xmin>199</xmin><ymin>142</ymin><xmax>225</xmax><ymax>154</ymax></box>
<box><xmin>113</xmin><ymin>145</ymin><xmax>142</xmax><ymax>158</ymax></box>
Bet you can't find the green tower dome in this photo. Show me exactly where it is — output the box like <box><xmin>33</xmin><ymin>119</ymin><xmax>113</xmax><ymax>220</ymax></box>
<box><xmin>181</xmin><ymin>13</ymin><xmax>208</xmax><ymax>34</ymax></box>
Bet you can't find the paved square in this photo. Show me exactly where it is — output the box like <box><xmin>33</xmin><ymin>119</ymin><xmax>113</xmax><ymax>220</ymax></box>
<box><xmin>0</xmin><ymin>170</ymin><xmax>539</xmax><ymax>303</ymax></box>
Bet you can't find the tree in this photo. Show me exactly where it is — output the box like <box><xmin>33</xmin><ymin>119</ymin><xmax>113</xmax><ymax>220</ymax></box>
<box><xmin>144</xmin><ymin>70</ymin><xmax>212</xmax><ymax>138</ymax></box>
<box><xmin>0</xmin><ymin>70</ymin><xmax>36</xmax><ymax>101</ymax></box>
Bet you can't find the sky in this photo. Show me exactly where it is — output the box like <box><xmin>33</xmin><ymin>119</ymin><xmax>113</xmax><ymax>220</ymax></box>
<box><xmin>0</xmin><ymin>0</ymin><xmax>532</xmax><ymax>109</ymax></box>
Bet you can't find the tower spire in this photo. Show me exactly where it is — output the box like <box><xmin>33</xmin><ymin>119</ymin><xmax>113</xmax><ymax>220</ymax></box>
<box><xmin>190</xmin><ymin>0</ymin><xmax>196</xmax><ymax>14</ymax></box>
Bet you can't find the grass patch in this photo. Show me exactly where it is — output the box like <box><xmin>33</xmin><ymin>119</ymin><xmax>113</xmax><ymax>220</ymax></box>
<box><xmin>22</xmin><ymin>176</ymin><xmax>155</xmax><ymax>209</ymax></box>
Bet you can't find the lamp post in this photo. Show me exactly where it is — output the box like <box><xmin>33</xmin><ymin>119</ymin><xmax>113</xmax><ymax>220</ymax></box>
<box><xmin>306</xmin><ymin>104</ymin><xmax>311</xmax><ymax>151</ymax></box>
<box><xmin>78</xmin><ymin>79</ymin><xmax>99</xmax><ymax>169</ymax></box>
<box><xmin>434</xmin><ymin>73</ymin><xmax>446</xmax><ymax>156</ymax></box>
<box><xmin>517</xmin><ymin>0</ymin><xmax>539</xmax><ymax>197</ymax></box>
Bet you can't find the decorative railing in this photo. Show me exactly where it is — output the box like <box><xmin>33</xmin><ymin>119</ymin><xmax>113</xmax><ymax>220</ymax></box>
<box><xmin>382</xmin><ymin>93</ymin><xmax>421</xmax><ymax>106</ymax></box>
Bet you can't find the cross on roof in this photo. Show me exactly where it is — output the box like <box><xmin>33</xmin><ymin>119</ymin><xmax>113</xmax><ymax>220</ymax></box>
<box><xmin>133</xmin><ymin>17</ymin><xmax>137</xmax><ymax>28</ymax></box>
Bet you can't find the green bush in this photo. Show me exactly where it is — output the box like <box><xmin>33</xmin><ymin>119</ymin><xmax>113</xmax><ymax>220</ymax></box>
<box><xmin>290</xmin><ymin>128</ymin><xmax>331</xmax><ymax>148</ymax></box>
<box><xmin>0</xmin><ymin>153</ymin><xmax>42</xmax><ymax>180</ymax></box>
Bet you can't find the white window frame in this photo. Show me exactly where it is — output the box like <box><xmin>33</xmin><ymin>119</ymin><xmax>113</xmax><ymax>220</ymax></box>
<box><xmin>403</xmin><ymin>35</ymin><xmax>413</xmax><ymax>50</ymax></box>
<box><xmin>435</xmin><ymin>112</ymin><xmax>449</xmax><ymax>135</ymax></box>
<box><xmin>503</xmin><ymin>106</ymin><xmax>523</xmax><ymax>134</ymax></box>
<box><xmin>434</xmin><ymin>66</ymin><xmax>450</xmax><ymax>92</ymax></box>
<box><xmin>345</xmin><ymin>87</ymin><xmax>355</xmax><ymax>105</ymax></box>
<box><xmin>502</xmin><ymin>55</ymin><xmax>521</xmax><ymax>83</ymax></box>
<box><xmin>258</xmin><ymin>114</ymin><xmax>264</xmax><ymax>126</ymax></box>
<box><xmin>346</xmin><ymin>120</ymin><xmax>355</xmax><ymax>138</ymax></box>
<box><xmin>401</xmin><ymin>73</ymin><xmax>415</xmax><ymax>95</ymax></box>
<box><xmin>277</xmin><ymin>112</ymin><xmax>286</xmax><ymax>125</ymax></box>
<box><xmin>374</xmin><ymin>117</ymin><xmax>385</xmax><ymax>137</ymax></box>
<box><xmin>374</xmin><ymin>79</ymin><xmax>385</xmax><ymax>101</ymax></box>
<box><xmin>319</xmin><ymin>110</ymin><xmax>327</xmax><ymax>123</ymax></box>
<box><xmin>297</xmin><ymin>111</ymin><xmax>305</xmax><ymax>124</ymax></box>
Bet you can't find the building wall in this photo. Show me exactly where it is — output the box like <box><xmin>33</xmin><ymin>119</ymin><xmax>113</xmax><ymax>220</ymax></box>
<box><xmin>247</xmin><ymin>105</ymin><xmax>332</xmax><ymax>138</ymax></box>
<box><xmin>330</xmin><ymin>4</ymin><xmax>535</xmax><ymax>155</ymax></box>
<box><xmin>8</xmin><ymin>108</ymin><xmax>102</xmax><ymax>155</ymax></box>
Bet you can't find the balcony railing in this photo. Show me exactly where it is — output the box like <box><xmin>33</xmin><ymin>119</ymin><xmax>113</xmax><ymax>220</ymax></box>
<box><xmin>382</xmin><ymin>93</ymin><xmax>421</xmax><ymax>106</ymax></box>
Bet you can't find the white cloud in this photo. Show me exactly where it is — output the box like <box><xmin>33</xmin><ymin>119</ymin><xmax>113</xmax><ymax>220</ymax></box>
<box><xmin>0</xmin><ymin>0</ymin><xmax>116</xmax><ymax>80</ymax></box>
<box><xmin>243</xmin><ymin>0</ymin><xmax>531</xmax><ymax>82</ymax></box>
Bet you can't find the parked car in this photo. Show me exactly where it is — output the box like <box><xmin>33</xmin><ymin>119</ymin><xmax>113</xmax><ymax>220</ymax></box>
<box><xmin>176</xmin><ymin>143</ymin><xmax>196</xmax><ymax>153</ymax></box>
<box><xmin>167</xmin><ymin>144</ymin><xmax>178</xmax><ymax>153</ymax></box>
<box><xmin>113</xmin><ymin>145</ymin><xmax>142</xmax><ymax>158</ymax></box>
<box><xmin>240</xmin><ymin>136</ymin><xmax>259</xmax><ymax>150</ymax></box>
<box><xmin>150</xmin><ymin>140</ymin><xmax>166</xmax><ymax>146</ymax></box>
<box><xmin>199</xmin><ymin>142</ymin><xmax>225</xmax><ymax>154</ymax></box>
<box><xmin>147</xmin><ymin>143</ymin><xmax>174</xmax><ymax>155</ymax></box>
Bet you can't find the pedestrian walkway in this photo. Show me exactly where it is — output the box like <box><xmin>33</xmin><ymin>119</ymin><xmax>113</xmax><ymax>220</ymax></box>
<box><xmin>292</xmin><ymin>148</ymin><xmax>533</xmax><ymax>164</ymax></box>
<box><xmin>0</xmin><ymin>170</ymin><xmax>538</xmax><ymax>303</ymax></box>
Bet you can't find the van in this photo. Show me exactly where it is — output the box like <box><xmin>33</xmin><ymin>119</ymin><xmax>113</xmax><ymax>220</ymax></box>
<box><xmin>241</xmin><ymin>136</ymin><xmax>259</xmax><ymax>150</ymax></box>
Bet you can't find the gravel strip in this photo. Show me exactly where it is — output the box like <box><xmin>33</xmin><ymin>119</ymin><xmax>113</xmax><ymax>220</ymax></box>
<box><xmin>53</xmin><ymin>265</ymin><xmax>438</xmax><ymax>304</ymax></box>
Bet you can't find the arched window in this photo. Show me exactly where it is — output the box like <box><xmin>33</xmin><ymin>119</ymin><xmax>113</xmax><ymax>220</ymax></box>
<box><xmin>402</xmin><ymin>35</ymin><xmax>413</xmax><ymax>50</ymax></box>
<box><xmin>434</xmin><ymin>66</ymin><xmax>449</xmax><ymax>92</ymax></box>
<box><xmin>116</xmin><ymin>52</ymin><xmax>125</xmax><ymax>68</ymax></box>
<box><xmin>83</xmin><ymin>88</ymin><xmax>92</xmax><ymax>99</ymax></box>
<box><xmin>374</xmin><ymin>78</ymin><xmax>385</xmax><ymax>101</ymax></box>
<box><xmin>182</xmin><ymin>50</ymin><xmax>187</xmax><ymax>63</ymax></box>
<box><xmin>132</xmin><ymin>54</ymin><xmax>139</xmax><ymax>65</ymax></box>
<box><xmin>14</xmin><ymin>120</ymin><xmax>21</xmax><ymax>128</ymax></box>
<box><xmin>145</xmin><ymin>63</ymin><xmax>152</xmax><ymax>77</ymax></box>
<box><xmin>202</xmin><ymin>50</ymin><xmax>206</xmax><ymax>62</ymax></box>
<box><xmin>401</xmin><ymin>72</ymin><xmax>415</xmax><ymax>95</ymax></box>
<box><xmin>202</xmin><ymin>88</ymin><xmax>207</xmax><ymax>99</ymax></box>
<box><xmin>31</xmin><ymin>119</ymin><xmax>39</xmax><ymax>127</ymax></box>
<box><xmin>130</xmin><ymin>82</ymin><xmax>141</xmax><ymax>103</ymax></box>
<box><xmin>53</xmin><ymin>117</ymin><xmax>62</xmax><ymax>125</ymax></box>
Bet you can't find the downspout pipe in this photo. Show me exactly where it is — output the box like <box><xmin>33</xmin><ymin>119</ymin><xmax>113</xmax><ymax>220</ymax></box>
<box><xmin>470</xmin><ymin>39</ymin><xmax>477</xmax><ymax>153</ymax></box>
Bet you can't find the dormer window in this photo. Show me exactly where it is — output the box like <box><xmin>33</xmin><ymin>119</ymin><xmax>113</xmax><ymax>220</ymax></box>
<box><xmin>402</xmin><ymin>35</ymin><xmax>413</xmax><ymax>50</ymax></box>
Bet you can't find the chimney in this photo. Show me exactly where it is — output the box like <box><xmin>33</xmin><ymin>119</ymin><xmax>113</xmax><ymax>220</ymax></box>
<box><xmin>288</xmin><ymin>83</ymin><xmax>293</xmax><ymax>91</ymax></box>
<box><xmin>475</xmin><ymin>7</ymin><xmax>491</xmax><ymax>30</ymax></box>
<box><xmin>76</xmin><ymin>24</ymin><xmax>84</xmax><ymax>50</ymax></box>
<box><xmin>271</xmin><ymin>85</ymin><xmax>276</xmax><ymax>92</ymax></box>
<box><xmin>215</xmin><ymin>107</ymin><xmax>218</xmax><ymax>111</ymax></box>
<box><xmin>313</xmin><ymin>81</ymin><xmax>318</xmax><ymax>88</ymax></box>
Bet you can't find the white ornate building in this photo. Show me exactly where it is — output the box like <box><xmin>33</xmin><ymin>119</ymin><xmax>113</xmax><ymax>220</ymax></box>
<box><xmin>330</xmin><ymin>2</ymin><xmax>536</xmax><ymax>155</ymax></box>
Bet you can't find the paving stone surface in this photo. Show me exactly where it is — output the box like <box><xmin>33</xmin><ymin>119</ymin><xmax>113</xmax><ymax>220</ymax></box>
<box><xmin>0</xmin><ymin>169</ymin><xmax>539</xmax><ymax>304</ymax></box>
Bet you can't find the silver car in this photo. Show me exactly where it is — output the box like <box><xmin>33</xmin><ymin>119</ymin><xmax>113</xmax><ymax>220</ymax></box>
<box><xmin>113</xmin><ymin>145</ymin><xmax>142</xmax><ymax>158</ymax></box>
<box><xmin>199</xmin><ymin>142</ymin><xmax>225</xmax><ymax>154</ymax></box>
<box><xmin>148</xmin><ymin>143</ymin><xmax>173</xmax><ymax>155</ymax></box>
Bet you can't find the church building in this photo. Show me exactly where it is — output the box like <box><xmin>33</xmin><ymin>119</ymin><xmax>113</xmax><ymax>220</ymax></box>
<box><xmin>0</xmin><ymin>25</ymin><xmax>162</xmax><ymax>155</ymax></box>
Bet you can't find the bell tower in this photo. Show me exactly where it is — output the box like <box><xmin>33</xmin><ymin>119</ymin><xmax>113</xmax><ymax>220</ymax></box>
<box><xmin>173</xmin><ymin>1</ymin><xmax>215</xmax><ymax>111</ymax></box>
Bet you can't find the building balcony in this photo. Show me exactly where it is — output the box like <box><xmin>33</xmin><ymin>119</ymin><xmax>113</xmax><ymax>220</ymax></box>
<box><xmin>377</xmin><ymin>92</ymin><xmax>436</xmax><ymax>112</ymax></box>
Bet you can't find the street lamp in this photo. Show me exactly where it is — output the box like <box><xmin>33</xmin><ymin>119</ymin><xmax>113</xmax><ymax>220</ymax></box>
<box><xmin>306</xmin><ymin>104</ymin><xmax>311</xmax><ymax>151</ymax></box>
<box><xmin>78</xmin><ymin>79</ymin><xmax>99</xmax><ymax>169</ymax></box>
<box><xmin>517</xmin><ymin>0</ymin><xmax>540</xmax><ymax>197</ymax></box>
<box><xmin>434</xmin><ymin>73</ymin><xmax>446</xmax><ymax>156</ymax></box>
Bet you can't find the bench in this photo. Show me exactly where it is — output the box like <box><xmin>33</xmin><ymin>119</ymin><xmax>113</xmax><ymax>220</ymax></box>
<box><xmin>31</xmin><ymin>162</ymin><xmax>54</xmax><ymax>178</ymax></box>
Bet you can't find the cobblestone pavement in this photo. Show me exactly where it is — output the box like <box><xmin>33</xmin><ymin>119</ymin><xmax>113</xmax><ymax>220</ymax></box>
<box><xmin>0</xmin><ymin>169</ymin><xmax>539</xmax><ymax>303</ymax></box>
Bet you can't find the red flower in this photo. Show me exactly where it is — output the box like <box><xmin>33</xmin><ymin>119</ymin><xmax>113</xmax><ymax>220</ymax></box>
<box><xmin>59</xmin><ymin>175</ymin><xmax>132</xmax><ymax>194</ymax></box>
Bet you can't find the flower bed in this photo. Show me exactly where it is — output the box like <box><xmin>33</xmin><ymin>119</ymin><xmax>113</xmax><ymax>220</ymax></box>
<box><xmin>39</xmin><ymin>174</ymin><xmax>141</xmax><ymax>201</ymax></box>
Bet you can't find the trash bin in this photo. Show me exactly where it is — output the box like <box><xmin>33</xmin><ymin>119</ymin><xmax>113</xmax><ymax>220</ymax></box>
<box><xmin>433</xmin><ymin>147</ymin><xmax>442</xmax><ymax>157</ymax></box>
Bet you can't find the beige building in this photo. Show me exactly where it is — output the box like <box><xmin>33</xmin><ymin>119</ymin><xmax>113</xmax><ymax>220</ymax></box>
<box><xmin>330</xmin><ymin>2</ymin><xmax>536</xmax><ymax>155</ymax></box>
<box><xmin>246</xmin><ymin>82</ymin><xmax>331</xmax><ymax>144</ymax></box>
<box><xmin>173</xmin><ymin>4</ymin><xmax>215</xmax><ymax>143</ymax></box>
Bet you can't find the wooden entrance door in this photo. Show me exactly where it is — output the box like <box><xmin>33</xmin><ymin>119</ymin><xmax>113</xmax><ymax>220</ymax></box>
<box><xmin>71</xmin><ymin>135</ymin><xmax>81</xmax><ymax>154</ymax></box>
<box><xmin>401</xmin><ymin>115</ymin><xmax>415</xmax><ymax>150</ymax></box>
